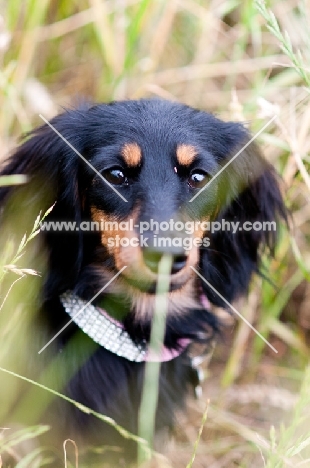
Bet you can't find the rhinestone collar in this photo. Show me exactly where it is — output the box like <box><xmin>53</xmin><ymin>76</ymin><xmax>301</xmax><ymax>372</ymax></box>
<box><xmin>60</xmin><ymin>291</ymin><xmax>193</xmax><ymax>363</ymax></box>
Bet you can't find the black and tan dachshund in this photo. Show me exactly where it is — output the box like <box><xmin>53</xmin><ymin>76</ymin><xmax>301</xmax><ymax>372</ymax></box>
<box><xmin>0</xmin><ymin>99</ymin><xmax>286</xmax><ymax>463</ymax></box>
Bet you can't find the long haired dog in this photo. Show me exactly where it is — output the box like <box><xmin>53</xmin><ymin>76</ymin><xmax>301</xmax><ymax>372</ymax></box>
<box><xmin>0</xmin><ymin>99</ymin><xmax>286</xmax><ymax>462</ymax></box>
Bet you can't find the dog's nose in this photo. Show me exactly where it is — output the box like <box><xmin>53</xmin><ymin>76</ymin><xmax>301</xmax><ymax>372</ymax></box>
<box><xmin>142</xmin><ymin>248</ymin><xmax>187</xmax><ymax>274</ymax></box>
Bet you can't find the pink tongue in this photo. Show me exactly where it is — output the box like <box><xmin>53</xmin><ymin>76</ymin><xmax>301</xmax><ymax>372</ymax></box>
<box><xmin>145</xmin><ymin>338</ymin><xmax>191</xmax><ymax>362</ymax></box>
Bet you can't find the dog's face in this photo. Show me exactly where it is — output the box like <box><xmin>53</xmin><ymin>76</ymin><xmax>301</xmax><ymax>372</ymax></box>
<box><xmin>86</xmin><ymin>105</ymin><xmax>223</xmax><ymax>297</ymax></box>
<box><xmin>0</xmin><ymin>99</ymin><xmax>286</xmax><ymax>339</ymax></box>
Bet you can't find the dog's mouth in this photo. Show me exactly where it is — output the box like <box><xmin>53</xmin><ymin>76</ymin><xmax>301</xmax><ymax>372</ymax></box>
<box><xmin>90</xmin><ymin>246</ymin><xmax>202</xmax><ymax>326</ymax></box>
<box><xmin>121</xmin><ymin>274</ymin><xmax>185</xmax><ymax>294</ymax></box>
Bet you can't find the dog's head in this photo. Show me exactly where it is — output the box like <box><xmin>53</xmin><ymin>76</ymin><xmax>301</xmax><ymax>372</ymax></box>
<box><xmin>0</xmin><ymin>99</ymin><xmax>286</xmax><ymax>341</ymax></box>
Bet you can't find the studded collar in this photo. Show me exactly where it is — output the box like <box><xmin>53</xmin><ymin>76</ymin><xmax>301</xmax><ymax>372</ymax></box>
<box><xmin>60</xmin><ymin>290</ymin><xmax>210</xmax><ymax>363</ymax></box>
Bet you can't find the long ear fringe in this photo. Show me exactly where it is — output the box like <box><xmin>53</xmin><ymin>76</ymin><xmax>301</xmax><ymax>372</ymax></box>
<box><xmin>0</xmin><ymin>110</ymin><xmax>88</xmax><ymax>297</ymax></box>
<box><xmin>200</xmin><ymin>139</ymin><xmax>287</xmax><ymax>307</ymax></box>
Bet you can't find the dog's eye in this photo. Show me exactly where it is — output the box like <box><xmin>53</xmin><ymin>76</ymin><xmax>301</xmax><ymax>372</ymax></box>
<box><xmin>103</xmin><ymin>168</ymin><xmax>128</xmax><ymax>186</ymax></box>
<box><xmin>188</xmin><ymin>171</ymin><xmax>208</xmax><ymax>189</ymax></box>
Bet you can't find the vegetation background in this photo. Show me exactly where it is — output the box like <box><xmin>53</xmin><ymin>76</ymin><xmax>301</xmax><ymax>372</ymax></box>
<box><xmin>0</xmin><ymin>0</ymin><xmax>310</xmax><ymax>466</ymax></box>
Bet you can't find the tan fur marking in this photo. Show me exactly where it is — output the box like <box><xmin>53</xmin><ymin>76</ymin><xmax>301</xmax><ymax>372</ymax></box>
<box><xmin>176</xmin><ymin>144</ymin><xmax>197</xmax><ymax>166</ymax></box>
<box><xmin>90</xmin><ymin>206</ymin><xmax>142</xmax><ymax>264</ymax></box>
<box><xmin>121</xmin><ymin>143</ymin><xmax>142</xmax><ymax>167</ymax></box>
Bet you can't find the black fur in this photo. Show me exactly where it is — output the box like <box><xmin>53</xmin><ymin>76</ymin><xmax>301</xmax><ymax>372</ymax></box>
<box><xmin>0</xmin><ymin>99</ymin><xmax>286</xmax><ymax>463</ymax></box>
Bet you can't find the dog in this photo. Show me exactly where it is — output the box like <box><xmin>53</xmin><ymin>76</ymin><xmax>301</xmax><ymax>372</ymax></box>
<box><xmin>0</xmin><ymin>99</ymin><xmax>286</xmax><ymax>464</ymax></box>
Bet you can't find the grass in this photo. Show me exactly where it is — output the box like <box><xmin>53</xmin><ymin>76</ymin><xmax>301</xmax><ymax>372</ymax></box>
<box><xmin>0</xmin><ymin>0</ymin><xmax>309</xmax><ymax>466</ymax></box>
<box><xmin>138</xmin><ymin>255</ymin><xmax>172</xmax><ymax>465</ymax></box>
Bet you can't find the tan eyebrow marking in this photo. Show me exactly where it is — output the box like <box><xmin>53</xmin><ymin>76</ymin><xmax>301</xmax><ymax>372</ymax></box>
<box><xmin>176</xmin><ymin>144</ymin><xmax>198</xmax><ymax>166</ymax></box>
<box><xmin>121</xmin><ymin>143</ymin><xmax>142</xmax><ymax>167</ymax></box>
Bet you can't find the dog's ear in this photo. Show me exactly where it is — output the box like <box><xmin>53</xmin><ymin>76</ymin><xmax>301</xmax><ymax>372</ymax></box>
<box><xmin>200</xmin><ymin>124</ymin><xmax>287</xmax><ymax>306</ymax></box>
<box><xmin>0</xmin><ymin>109</ymin><xmax>89</xmax><ymax>295</ymax></box>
